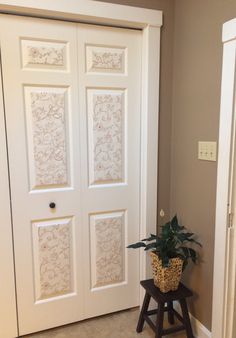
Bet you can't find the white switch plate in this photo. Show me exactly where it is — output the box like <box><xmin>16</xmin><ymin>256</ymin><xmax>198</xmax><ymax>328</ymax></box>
<box><xmin>198</xmin><ymin>141</ymin><xmax>217</xmax><ymax>161</ymax></box>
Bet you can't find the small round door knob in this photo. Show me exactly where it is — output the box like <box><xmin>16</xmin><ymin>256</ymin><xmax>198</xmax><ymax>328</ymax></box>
<box><xmin>49</xmin><ymin>202</ymin><xmax>56</xmax><ymax>209</ymax></box>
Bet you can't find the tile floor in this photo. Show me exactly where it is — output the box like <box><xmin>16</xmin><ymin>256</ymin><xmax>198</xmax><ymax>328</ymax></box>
<box><xmin>23</xmin><ymin>308</ymin><xmax>187</xmax><ymax>338</ymax></box>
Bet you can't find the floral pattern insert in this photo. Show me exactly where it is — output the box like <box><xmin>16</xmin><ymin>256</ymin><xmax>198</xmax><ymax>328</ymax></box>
<box><xmin>37</xmin><ymin>221</ymin><xmax>72</xmax><ymax>299</ymax></box>
<box><xmin>27</xmin><ymin>45</ymin><xmax>64</xmax><ymax>66</ymax></box>
<box><xmin>91</xmin><ymin>51</ymin><xmax>123</xmax><ymax>71</ymax></box>
<box><xmin>92</xmin><ymin>93</ymin><xmax>124</xmax><ymax>184</ymax></box>
<box><xmin>86</xmin><ymin>46</ymin><xmax>125</xmax><ymax>74</ymax></box>
<box><xmin>94</xmin><ymin>215</ymin><xmax>124</xmax><ymax>287</ymax></box>
<box><xmin>30</xmin><ymin>90</ymin><xmax>68</xmax><ymax>187</ymax></box>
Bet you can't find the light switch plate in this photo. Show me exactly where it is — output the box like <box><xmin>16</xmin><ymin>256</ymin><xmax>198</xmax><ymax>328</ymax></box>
<box><xmin>198</xmin><ymin>141</ymin><xmax>217</xmax><ymax>161</ymax></box>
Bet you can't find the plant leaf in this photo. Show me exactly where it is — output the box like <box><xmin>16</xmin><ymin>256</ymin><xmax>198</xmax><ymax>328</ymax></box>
<box><xmin>170</xmin><ymin>215</ymin><xmax>185</xmax><ymax>230</ymax></box>
<box><xmin>188</xmin><ymin>248</ymin><xmax>197</xmax><ymax>263</ymax></box>
<box><xmin>127</xmin><ymin>242</ymin><xmax>146</xmax><ymax>249</ymax></box>
<box><xmin>180</xmin><ymin>246</ymin><xmax>189</xmax><ymax>258</ymax></box>
<box><xmin>162</xmin><ymin>255</ymin><xmax>170</xmax><ymax>268</ymax></box>
<box><xmin>171</xmin><ymin>215</ymin><xmax>178</xmax><ymax>226</ymax></box>
<box><xmin>141</xmin><ymin>234</ymin><xmax>157</xmax><ymax>242</ymax></box>
<box><xmin>144</xmin><ymin>242</ymin><xmax>159</xmax><ymax>251</ymax></box>
<box><xmin>186</xmin><ymin>238</ymin><xmax>202</xmax><ymax>247</ymax></box>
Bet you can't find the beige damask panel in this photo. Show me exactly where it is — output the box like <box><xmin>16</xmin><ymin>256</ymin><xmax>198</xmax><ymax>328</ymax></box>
<box><xmin>24</xmin><ymin>87</ymin><xmax>70</xmax><ymax>189</ymax></box>
<box><xmin>32</xmin><ymin>218</ymin><xmax>74</xmax><ymax>301</ymax></box>
<box><xmin>90</xmin><ymin>211</ymin><xmax>125</xmax><ymax>288</ymax></box>
<box><xmin>86</xmin><ymin>45</ymin><xmax>126</xmax><ymax>74</ymax></box>
<box><xmin>87</xmin><ymin>89</ymin><xmax>125</xmax><ymax>185</ymax></box>
<box><xmin>21</xmin><ymin>39</ymin><xmax>68</xmax><ymax>70</ymax></box>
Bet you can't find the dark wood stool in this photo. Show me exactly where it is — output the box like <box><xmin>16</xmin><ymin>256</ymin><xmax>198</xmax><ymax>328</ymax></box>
<box><xmin>137</xmin><ymin>279</ymin><xmax>194</xmax><ymax>338</ymax></box>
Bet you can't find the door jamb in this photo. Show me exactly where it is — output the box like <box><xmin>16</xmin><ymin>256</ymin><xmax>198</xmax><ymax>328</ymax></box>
<box><xmin>0</xmin><ymin>0</ymin><xmax>162</xmax><ymax>308</ymax></box>
<box><xmin>0</xmin><ymin>52</ymin><xmax>18</xmax><ymax>338</ymax></box>
<box><xmin>212</xmin><ymin>18</ymin><xmax>236</xmax><ymax>338</ymax></box>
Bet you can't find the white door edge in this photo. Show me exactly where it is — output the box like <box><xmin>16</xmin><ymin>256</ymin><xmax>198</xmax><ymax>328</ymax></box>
<box><xmin>212</xmin><ymin>18</ymin><xmax>236</xmax><ymax>338</ymax></box>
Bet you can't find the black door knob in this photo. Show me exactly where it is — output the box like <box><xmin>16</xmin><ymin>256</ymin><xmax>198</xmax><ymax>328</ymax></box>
<box><xmin>49</xmin><ymin>202</ymin><xmax>56</xmax><ymax>209</ymax></box>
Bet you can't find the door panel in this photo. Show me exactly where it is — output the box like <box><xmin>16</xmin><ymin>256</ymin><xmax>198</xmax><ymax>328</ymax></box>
<box><xmin>23</xmin><ymin>70</ymin><xmax>74</xmax><ymax>192</ymax></box>
<box><xmin>0</xmin><ymin>14</ymin><xmax>141</xmax><ymax>335</ymax></box>
<box><xmin>0</xmin><ymin>15</ymin><xmax>84</xmax><ymax>335</ymax></box>
<box><xmin>32</xmin><ymin>217</ymin><xmax>75</xmax><ymax>301</ymax></box>
<box><xmin>77</xmin><ymin>24</ymin><xmax>141</xmax><ymax>318</ymax></box>
<box><xmin>24</xmin><ymin>86</ymin><xmax>71</xmax><ymax>190</ymax></box>
<box><xmin>87</xmin><ymin>88</ymin><xmax>125</xmax><ymax>185</ymax></box>
<box><xmin>89</xmin><ymin>211</ymin><xmax>126</xmax><ymax>288</ymax></box>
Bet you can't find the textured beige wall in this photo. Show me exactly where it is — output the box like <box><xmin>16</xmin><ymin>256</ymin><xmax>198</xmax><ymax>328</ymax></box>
<box><xmin>96</xmin><ymin>0</ymin><xmax>175</xmax><ymax>224</ymax></box>
<box><xmin>171</xmin><ymin>0</ymin><xmax>236</xmax><ymax>330</ymax></box>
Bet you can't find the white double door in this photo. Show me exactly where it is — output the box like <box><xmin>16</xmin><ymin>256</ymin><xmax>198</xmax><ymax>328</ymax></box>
<box><xmin>0</xmin><ymin>15</ymin><xmax>141</xmax><ymax>336</ymax></box>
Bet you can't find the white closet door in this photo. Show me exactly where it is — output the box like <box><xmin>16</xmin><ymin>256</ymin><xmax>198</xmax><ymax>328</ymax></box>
<box><xmin>0</xmin><ymin>14</ymin><xmax>141</xmax><ymax>335</ymax></box>
<box><xmin>77</xmin><ymin>24</ymin><xmax>141</xmax><ymax>318</ymax></box>
<box><xmin>0</xmin><ymin>15</ymin><xmax>84</xmax><ymax>335</ymax></box>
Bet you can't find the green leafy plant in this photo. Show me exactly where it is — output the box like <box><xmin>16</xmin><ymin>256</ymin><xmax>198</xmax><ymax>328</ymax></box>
<box><xmin>127</xmin><ymin>215</ymin><xmax>202</xmax><ymax>270</ymax></box>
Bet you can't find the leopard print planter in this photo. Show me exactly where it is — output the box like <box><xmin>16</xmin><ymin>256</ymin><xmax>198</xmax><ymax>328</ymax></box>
<box><xmin>150</xmin><ymin>252</ymin><xmax>183</xmax><ymax>293</ymax></box>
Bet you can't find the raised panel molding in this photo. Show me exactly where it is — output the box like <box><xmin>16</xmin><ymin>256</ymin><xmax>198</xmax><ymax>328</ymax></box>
<box><xmin>32</xmin><ymin>217</ymin><xmax>74</xmax><ymax>301</ymax></box>
<box><xmin>90</xmin><ymin>211</ymin><xmax>126</xmax><ymax>289</ymax></box>
<box><xmin>87</xmin><ymin>89</ymin><xmax>125</xmax><ymax>185</ymax></box>
<box><xmin>21</xmin><ymin>39</ymin><xmax>68</xmax><ymax>70</ymax></box>
<box><xmin>86</xmin><ymin>45</ymin><xmax>126</xmax><ymax>74</ymax></box>
<box><xmin>24</xmin><ymin>86</ymin><xmax>70</xmax><ymax>190</ymax></box>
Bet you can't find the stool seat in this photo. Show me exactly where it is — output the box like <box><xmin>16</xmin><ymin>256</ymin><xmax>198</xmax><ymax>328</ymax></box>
<box><xmin>137</xmin><ymin>279</ymin><xmax>194</xmax><ymax>338</ymax></box>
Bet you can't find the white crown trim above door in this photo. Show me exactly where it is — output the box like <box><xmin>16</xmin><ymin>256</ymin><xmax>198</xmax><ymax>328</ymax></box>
<box><xmin>0</xmin><ymin>0</ymin><xmax>162</xmax><ymax>28</ymax></box>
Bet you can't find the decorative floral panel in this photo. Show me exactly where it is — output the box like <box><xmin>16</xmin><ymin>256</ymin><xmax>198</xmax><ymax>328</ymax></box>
<box><xmin>21</xmin><ymin>39</ymin><xmax>67</xmax><ymax>70</ymax></box>
<box><xmin>90</xmin><ymin>212</ymin><xmax>125</xmax><ymax>288</ymax></box>
<box><xmin>25</xmin><ymin>87</ymin><xmax>69</xmax><ymax>189</ymax></box>
<box><xmin>32</xmin><ymin>218</ymin><xmax>73</xmax><ymax>300</ymax></box>
<box><xmin>86</xmin><ymin>45</ymin><xmax>125</xmax><ymax>74</ymax></box>
<box><xmin>87</xmin><ymin>90</ymin><xmax>125</xmax><ymax>185</ymax></box>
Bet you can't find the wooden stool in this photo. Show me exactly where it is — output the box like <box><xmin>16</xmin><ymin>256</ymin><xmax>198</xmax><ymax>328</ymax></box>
<box><xmin>137</xmin><ymin>279</ymin><xmax>194</xmax><ymax>338</ymax></box>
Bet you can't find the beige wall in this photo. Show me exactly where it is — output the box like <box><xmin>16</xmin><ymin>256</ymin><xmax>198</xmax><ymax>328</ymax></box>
<box><xmin>96</xmin><ymin>0</ymin><xmax>175</xmax><ymax>224</ymax></box>
<box><xmin>171</xmin><ymin>0</ymin><xmax>236</xmax><ymax>330</ymax></box>
<box><xmin>99</xmin><ymin>0</ymin><xmax>236</xmax><ymax>331</ymax></box>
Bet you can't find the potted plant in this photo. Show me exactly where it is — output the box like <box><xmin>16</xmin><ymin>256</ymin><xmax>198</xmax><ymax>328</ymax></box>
<box><xmin>127</xmin><ymin>215</ymin><xmax>201</xmax><ymax>293</ymax></box>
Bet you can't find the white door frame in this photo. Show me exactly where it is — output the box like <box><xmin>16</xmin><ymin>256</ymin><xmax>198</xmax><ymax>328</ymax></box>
<box><xmin>0</xmin><ymin>52</ymin><xmax>18</xmax><ymax>338</ymax></box>
<box><xmin>212</xmin><ymin>18</ymin><xmax>236</xmax><ymax>338</ymax></box>
<box><xmin>0</xmin><ymin>0</ymin><xmax>162</xmax><ymax>311</ymax></box>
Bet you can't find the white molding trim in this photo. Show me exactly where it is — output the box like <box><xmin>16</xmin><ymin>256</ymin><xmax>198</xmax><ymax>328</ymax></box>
<box><xmin>223</xmin><ymin>18</ymin><xmax>236</xmax><ymax>42</ymax></box>
<box><xmin>0</xmin><ymin>0</ymin><xmax>162</xmax><ymax>321</ymax></box>
<box><xmin>212</xmin><ymin>19</ymin><xmax>236</xmax><ymax>338</ymax></box>
<box><xmin>174</xmin><ymin>302</ymin><xmax>211</xmax><ymax>338</ymax></box>
<box><xmin>190</xmin><ymin>314</ymin><xmax>212</xmax><ymax>338</ymax></box>
<box><xmin>0</xmin><ymin>0</ymin><xmax>162</xmax><ymax>28</ymax></box>
<box><xmin>139</xmin><ymin>24</ymin><xmax>161</xmax><ymax>302</ymax></box>
<box><xmin>0</xmin><ymin>55</ymin><xmax>18</xmax><ymax>337</ymax></box>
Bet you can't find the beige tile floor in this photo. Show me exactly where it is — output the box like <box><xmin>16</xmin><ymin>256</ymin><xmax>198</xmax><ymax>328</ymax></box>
<box><xmin>23</xmin><ymin>308</ymin><xmax>186</xmax><ymax>338</ymax></box>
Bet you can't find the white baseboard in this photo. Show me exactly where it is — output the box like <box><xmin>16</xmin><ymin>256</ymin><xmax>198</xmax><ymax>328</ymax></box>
<box><xmin>174</xmin><ymin>302</ymin><xmax>211</xmax><ymax>338</ymax></box>
<box><xmin>189</xmin><ymin>312</ymin><xmax>212</xmax><ymax>338</ymax></box>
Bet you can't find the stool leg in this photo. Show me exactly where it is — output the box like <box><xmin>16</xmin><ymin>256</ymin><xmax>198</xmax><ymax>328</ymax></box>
<box><xmin>167</xmin><ymin>301</ymin><xmax>175</xmax><ymax>325</ymax></box>
<box><xmin>179</xmin><ymin>299</ymin><xmax>194</xmax><ymax>338</ymax></box>
<box><xmin>155</xmin><ymin>302</ymin><xmax>164</xmax><ymax>338</ymax></box>
<box><xmin>136</xmin><ymin>292</ymin><xmax>151</xmax><ymax>333</ymax></box>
